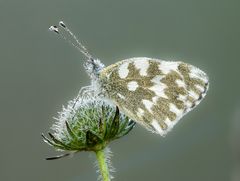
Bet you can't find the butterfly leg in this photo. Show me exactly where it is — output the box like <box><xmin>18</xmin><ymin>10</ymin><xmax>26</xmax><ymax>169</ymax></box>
<box><xmin>71</xmin><ymin>85</ymin><xmax>93</xmax><ymax>109</ymax></box>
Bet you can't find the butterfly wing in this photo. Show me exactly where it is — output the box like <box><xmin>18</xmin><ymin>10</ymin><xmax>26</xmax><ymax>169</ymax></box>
<box><xmin>99</xmin><ymin>57</ymin><xmax>209</xmax><ymax>136</ymax></box>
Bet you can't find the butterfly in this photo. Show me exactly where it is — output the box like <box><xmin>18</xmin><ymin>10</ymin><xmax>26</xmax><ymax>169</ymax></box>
<box><xmin>49</xmin><ymin>21</ymin><xmax>209</xmax><ymax>136</ymax></box>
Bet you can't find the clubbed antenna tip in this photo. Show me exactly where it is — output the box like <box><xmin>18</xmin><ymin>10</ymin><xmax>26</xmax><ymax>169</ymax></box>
<box><xmin>49</xmin><ymin>25</ymin><xmax>59</xmax><ymax>34</ymax></box>
<box><xmin>59</xmin><ymin>21</ymin><xmax>66</xmax><ymax>28</ymax></box>
<box><xmin>48</xmin><ymin>20</ymin><xmax>93</xmax><ymax>60</ymax></box>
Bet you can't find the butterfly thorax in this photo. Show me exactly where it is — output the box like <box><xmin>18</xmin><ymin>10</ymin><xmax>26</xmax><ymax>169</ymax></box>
<box><xmin>83</xmin><ymin>59</ymin><xmax>107</xmax><ymax>97</ymax></box>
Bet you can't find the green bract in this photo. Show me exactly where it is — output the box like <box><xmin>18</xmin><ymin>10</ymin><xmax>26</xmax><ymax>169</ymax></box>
<box><xmin>42</xmin><ymin>98</ymin><xmax>135</xmax><ymax>159</ymax></box>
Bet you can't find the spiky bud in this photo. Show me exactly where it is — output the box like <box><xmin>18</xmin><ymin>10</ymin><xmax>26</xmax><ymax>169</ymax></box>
<box><xmin>42</xmin><ymin>96</ymin><xmax>135</xmax><ymax>159</ymax></box>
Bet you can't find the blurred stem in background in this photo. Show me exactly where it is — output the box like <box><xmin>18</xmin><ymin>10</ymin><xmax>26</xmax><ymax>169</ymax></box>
<box><xmin>230</xmin><ymin>105</ymin><xmax>240</xmax><ymax>181</ymax></box>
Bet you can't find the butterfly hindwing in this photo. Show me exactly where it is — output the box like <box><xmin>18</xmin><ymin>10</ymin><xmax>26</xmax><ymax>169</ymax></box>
<box><xmin>99</xmin><ymin>57</ymin><xmax>209</xmax><ymax>136</ymax></box>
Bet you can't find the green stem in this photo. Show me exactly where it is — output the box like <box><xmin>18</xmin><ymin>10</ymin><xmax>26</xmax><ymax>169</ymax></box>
<box><xmin>95</xmin><ymin>149</ymin><xmax>110</xmax><ymax>181</ymax></box>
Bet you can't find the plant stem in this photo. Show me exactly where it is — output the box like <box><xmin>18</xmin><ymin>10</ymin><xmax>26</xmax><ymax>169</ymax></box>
<box><xmin>95</xmin><ymin>149</ymin><xmax>110</xmax><ymax>181</ymax></box>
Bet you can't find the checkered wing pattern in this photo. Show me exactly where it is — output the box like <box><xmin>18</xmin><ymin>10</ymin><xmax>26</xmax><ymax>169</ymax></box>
<box><xmin>99</xmin><ymin>57</ymin><xmax>209</xmax><ymax>136</ymax></box>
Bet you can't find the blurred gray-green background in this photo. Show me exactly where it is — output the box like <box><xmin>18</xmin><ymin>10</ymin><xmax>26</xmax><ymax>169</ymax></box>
<box><xmin>0</xmin><ymin>0</ymin><xmax>239</xmax><ymax>181</ymax></box>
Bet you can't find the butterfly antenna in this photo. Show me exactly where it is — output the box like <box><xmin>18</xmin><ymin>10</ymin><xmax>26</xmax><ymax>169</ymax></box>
<box><xmin>49</xmin><ymin>21</ymin><xmax>94</xmax><ymax>61</ymax></box>
<box><xmin>48</xmin><ymin>22</ymin><xmax>96</xmax><ymax>111</ymax></box>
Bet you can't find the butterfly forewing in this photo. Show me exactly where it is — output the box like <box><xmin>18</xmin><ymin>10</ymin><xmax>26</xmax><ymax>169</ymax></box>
<box><xmin>99</xmin><ymin>57</ymin><xmax>209</xmax><ymax>136</ymax></box>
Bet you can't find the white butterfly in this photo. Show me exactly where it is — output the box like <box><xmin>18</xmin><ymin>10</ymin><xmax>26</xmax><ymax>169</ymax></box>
<box><xmin>49</xmin><ymin>21</ymin><xmax>209</xmax><ymax>136</ymax></box>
